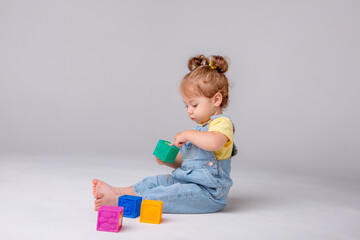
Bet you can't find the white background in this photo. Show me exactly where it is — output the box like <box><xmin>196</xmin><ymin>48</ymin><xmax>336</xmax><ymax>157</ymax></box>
<box><xmin>0</xmin><ymin>1</ymin><xmax>359</xmax><ymax>239</ymax></box>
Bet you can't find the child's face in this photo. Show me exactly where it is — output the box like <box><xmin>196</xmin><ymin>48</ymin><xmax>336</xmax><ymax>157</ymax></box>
<box><xmin>181</xmin><ymin>93</ymin><xmax>222</xmax><ymax>124</ymax></box>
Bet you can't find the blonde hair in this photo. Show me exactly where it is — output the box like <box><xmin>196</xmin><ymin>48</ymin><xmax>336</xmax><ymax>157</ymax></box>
<box><xmin>180</xmin><ymin>55</ymin><xmax>231</xmax><ymax>109</ymax></box>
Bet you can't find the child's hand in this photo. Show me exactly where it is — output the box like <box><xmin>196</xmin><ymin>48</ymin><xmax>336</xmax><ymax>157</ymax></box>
<box><xmin>171</xmin><ymin>130</ymin><xmax>189</xmax><ymax>149</ymax></box>
<box><xmin>155</xmin><ymin>156</ymin><xmax>165</xmax><ymax>165</ymax></box>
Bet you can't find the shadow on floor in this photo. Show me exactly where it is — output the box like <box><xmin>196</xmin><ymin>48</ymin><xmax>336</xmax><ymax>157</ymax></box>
<box><xmin>221</xmin><ymin>194</ymin><xmax>289</xmax><ymax>213</ymax></box>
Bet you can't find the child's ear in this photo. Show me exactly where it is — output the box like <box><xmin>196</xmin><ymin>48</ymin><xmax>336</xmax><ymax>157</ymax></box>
<box><xmin>213</xmin><ymin>92</ymin><xmax>223</xmax><ymax>107</ymax></box>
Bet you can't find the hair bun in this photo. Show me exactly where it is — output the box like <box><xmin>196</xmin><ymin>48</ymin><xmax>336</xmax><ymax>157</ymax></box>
<box><xmin>187</xmin><ymin>55</ymin><xmax>210</xmax><ymax>71</ymax></box>
<box><xmin>210</xmin><ymin>55</ymin><xmax>229</xmax><ymax>74</ymax></box>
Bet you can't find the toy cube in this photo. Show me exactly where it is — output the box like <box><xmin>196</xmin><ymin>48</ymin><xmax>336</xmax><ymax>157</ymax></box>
<box><xmin>153</xmin><ymin>139</ymin><xmax>180</xmax><ymax>163</ymax></box>
<box><xmin>140</xmin><ymin>199</ymin><xmax>163</xmax><ymax>224</ymax></box>
<box><xmin>118</xmin><ymin>195</ymin><xmax>143</xmax><ymax>218</ymax></box>
<box><xmin>97</xmin><ymin>205</ymin><xmax>124</xmax><ymax>232</ymax></box>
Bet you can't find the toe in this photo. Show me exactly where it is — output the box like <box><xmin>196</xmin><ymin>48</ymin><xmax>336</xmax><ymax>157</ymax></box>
<box><xmin>95</xmin><ymin>203</ymin><xmax>103</xmax><ymax>211</ymax></box>
<box><xmin>95</xmin><ymin>192</ymin><xmax>104</xmax><ymax>199</ymax></box>
<box><xmin>94</xmin><ymin>199</ymin><xmax>102</xmax><ymax>211</ymax></box>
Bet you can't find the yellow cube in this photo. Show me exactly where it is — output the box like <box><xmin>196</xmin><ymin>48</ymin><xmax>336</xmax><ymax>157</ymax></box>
<box><xmin>140</xmin><ymin>199</ymin><xmax>163</xmax><ymax>224</ymax></box>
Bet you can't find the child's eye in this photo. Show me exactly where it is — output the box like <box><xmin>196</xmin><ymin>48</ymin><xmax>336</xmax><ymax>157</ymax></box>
<box><xmin>184</xmin><ymin>105</ymin><xmax>188</xmax><ymax>109</ymax></box>
<box><xmin>192</xmin><ymin>104</ymin><xmax>198</xmax><ymax>108</ymax></box>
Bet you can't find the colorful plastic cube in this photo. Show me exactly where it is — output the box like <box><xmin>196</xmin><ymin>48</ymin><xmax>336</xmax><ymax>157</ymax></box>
<box><xmin>97</xmin><ymin>205</ymin><xmax>124</xmax><ymax>232</ymax></box>
<box><xmin>140</xmin><ymin>199</ymin><xmax>163</xmax><ymax>224</ymax></box>
<box><xmin>118</xmin><ymin>195</ymin><xmax>143</xmax><ymax>218</ymax></box>
<box><xmin>153</xmin><ymin>139</ymin><xmax>180</xmax><ymax>163</ymax></box>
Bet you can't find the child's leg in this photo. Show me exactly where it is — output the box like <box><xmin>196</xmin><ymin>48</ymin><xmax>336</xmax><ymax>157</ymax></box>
<box><xmin>92</xmin><ymin>174</ymin><xmax>175</xmax><ymax>211</ymax></box>
<box><xmin>134</xmin><ymin>176</ymin><xmax>225</xmax><ymax>214</ymax></box>
<box><xmin>132</xmin><ymin>174</ymin><xmax>176</xmax><ymax>194</ymax></box>
<box><xmin>93</xmin><ymin>174</ymin><xmax>225</xmax><ymax>213</ymax></box>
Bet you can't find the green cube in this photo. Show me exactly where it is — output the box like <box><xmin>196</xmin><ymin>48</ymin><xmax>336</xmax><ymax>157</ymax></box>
<box><xmin>153</xmin><ymin>139</ymin><xmax>180</xmax><ymax>163</ymax></box>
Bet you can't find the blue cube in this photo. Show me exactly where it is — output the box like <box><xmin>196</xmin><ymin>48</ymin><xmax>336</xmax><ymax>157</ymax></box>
<box><xmin>118</xmin><ymin>195</ymin><xmax>143</xmax><ymax>218</ymax></box>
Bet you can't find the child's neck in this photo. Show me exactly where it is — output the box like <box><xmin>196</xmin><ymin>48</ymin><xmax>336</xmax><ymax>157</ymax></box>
<box><xmin>212</xmin><ymin>108</ymin><xmax>223</xmax><ymax>116</ymax></box>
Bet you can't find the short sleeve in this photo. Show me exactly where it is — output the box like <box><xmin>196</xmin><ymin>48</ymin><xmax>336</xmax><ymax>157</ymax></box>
<box><xmin>208</xmin><ymin>117</ymin><xmax>234</xmax><ymax>145</ymax></box>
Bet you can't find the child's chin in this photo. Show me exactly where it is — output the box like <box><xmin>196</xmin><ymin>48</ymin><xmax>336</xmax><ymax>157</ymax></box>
<box><xmin>194</xmin><ymin>120</ymin><xmax>205</xmax><ymax>124</ymax></box>
<box><xmin>190</xmin><ymin>117</ymin><xmax>204</xmax><ymax>124</ymax></box>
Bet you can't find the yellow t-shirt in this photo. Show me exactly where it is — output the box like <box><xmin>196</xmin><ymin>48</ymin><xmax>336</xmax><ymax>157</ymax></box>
<box><xmin>208</xmin><ymin>116</ymin><xmax>234</xmax><ymax>160</ymax></box>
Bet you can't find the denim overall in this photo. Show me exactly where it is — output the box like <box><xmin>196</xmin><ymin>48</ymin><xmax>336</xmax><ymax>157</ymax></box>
<box><xmin>132</xmin><ymin>114</ymin><xmax>236</xmax><ymax>213</ymax></box>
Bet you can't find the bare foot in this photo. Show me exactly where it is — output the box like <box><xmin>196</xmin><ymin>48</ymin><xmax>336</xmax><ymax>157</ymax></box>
<box><xmin>92</xmin><ymin>179</ymin><xmax>136</xmax><ymax>211</ymax></box>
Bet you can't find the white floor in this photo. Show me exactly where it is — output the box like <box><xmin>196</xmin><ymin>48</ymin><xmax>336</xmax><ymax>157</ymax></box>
<box><xmin>0</xmin><ymin>155</ymin><xmax>359</xmax><ymax>240</ymax></box>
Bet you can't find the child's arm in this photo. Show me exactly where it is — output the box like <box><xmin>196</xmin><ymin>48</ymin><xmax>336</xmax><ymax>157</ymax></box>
<box><xmin>172</xmin><ymin>130</ymin><xmax>228</xmax><ymax>151</ymax></box>
<box><xmin>155</xmin><ymin>152</ymin><xmax>182</xmax><ymax>169</ymax></box>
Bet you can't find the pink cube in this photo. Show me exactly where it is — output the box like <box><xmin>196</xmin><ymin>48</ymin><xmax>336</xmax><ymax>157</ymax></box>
<box><xmin>97</xmin><ymin>205</ymin><xmax>124</xmax><ymax>232</ymax></box>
